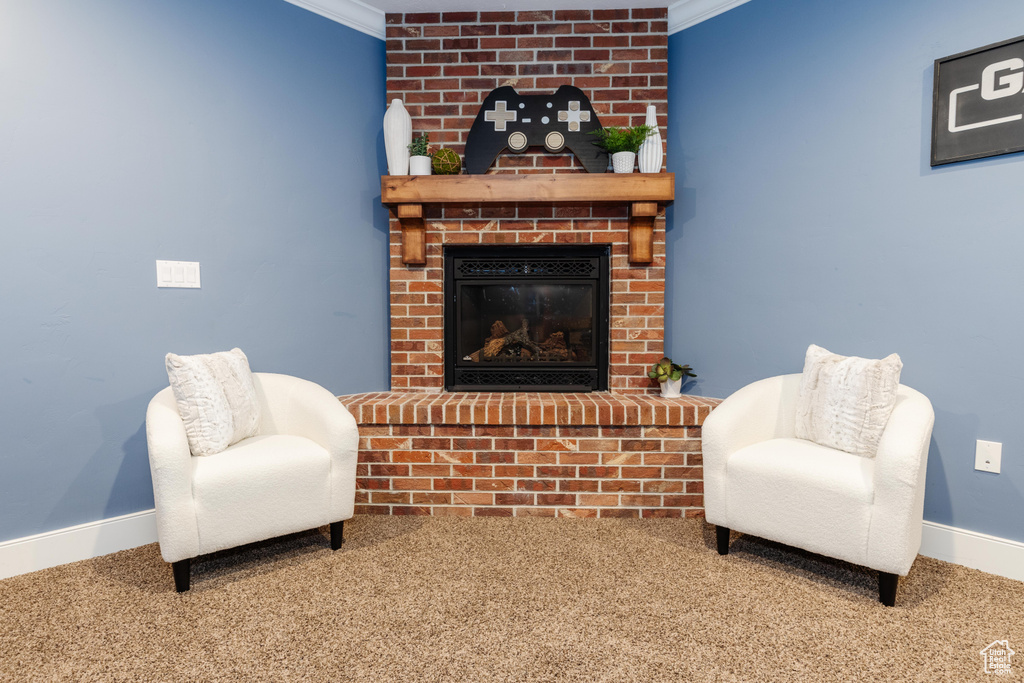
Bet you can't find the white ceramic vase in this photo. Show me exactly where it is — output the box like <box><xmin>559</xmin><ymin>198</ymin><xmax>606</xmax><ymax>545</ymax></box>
<box><xmin>637</xmin><ymin>104</ymin><xmax>663</xmax><ymax>174</ymax></box>
<box><xmin>612</xmin><ymin>151</ymin><xmax>636</xmax><ymax>173</ymax></box>
<box><xmin>660</xmin><ymin>377</ymin><xmax>682</xmax><ymax>398</ymax></box>
<box><xmin>409</xmin><ymin>155</ymin><xmax>432</xmax><ymax>175</ymax></box>
<box><xmin>384</xmin><ymin>99</ymin><xmax>411</xmax><ymax>175</ymax></box>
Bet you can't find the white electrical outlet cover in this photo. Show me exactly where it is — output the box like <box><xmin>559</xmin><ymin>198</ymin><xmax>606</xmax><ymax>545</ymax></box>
<box><xmin>975</xmin><ymin>440</ymin><xmax>1001</xmax><ymax>474</ymax></box>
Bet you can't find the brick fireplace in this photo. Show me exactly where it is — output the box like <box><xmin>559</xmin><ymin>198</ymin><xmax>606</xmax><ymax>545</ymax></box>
<box><xmin>384</xmin><ymin>8</ymin><xmax>669</xmax><ymax>392</ymax></box>
<box><xmin>338</xmin><ymin>8</ymin><xmax>720</xmax><ymax>519</ymax></box>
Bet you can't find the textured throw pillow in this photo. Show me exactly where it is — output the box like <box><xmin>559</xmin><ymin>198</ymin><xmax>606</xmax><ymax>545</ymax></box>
<box><xmin>794</xmin><ymin>344</ymin><xmax>903</xmax><ymax>458</ymax></box>
<box><xmin>165</xmin><ymin>348</ymin><xmax>261</xmax><ymax>457</ymax></box>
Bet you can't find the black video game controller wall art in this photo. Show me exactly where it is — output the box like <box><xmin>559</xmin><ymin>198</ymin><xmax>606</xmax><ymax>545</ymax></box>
<box><xmin>464</xmin><ymin>85</ymin><xmax>607</xmax><ymax>174</ymax></box>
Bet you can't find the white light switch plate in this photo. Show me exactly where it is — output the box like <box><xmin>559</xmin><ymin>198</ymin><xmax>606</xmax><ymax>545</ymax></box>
<box><xmin>975</xmin><ymin>440</ymin><xmax>1001</xmax><ymax>474</ymax></box>
<box><xmin>156</xmin><ymin>260</ymin><xmax>201</xmax><ymax>288</ymax></box>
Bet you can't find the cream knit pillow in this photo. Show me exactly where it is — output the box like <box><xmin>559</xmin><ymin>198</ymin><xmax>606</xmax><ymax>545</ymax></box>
<box><xmin>794</xmin><ymin>344</ymin><xmax>903</xmax><ymax>457</ymax></box>
<box><xmin>165</xmin><ymin>348</ymin><xmax>261</xmax><ymax>457</ymax></box>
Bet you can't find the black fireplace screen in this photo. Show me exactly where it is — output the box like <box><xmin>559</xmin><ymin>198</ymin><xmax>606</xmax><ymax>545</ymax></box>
<box><xmin>444</xmin><ymin>245</ymin><xmax>609</xmax><ymax>392</ymax></box>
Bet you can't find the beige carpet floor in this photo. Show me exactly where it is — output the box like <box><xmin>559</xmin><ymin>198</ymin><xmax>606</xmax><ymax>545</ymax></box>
<box><xmin>1</xmin><ymin>517</ymin><xmax>1021</xmax><ymax>682</ymax></box>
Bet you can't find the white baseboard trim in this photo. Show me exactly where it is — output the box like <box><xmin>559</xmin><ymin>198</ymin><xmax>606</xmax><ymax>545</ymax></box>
<box><xmin>920</xmin><ymin>521</ymin><xmax>1024</xmax><ymax>583</ymax></box>
<box><xmin>3</xmin><ymin>512</ymin><xmax>1020</xmax><ymax>584</ymax></box>
<box><xmin>0</xmin><ymin>510</ymin><xmax>157</xmax><ymax>581</ymax></box>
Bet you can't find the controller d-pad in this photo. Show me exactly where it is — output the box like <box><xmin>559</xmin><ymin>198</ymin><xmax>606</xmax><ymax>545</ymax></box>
<box><xmin>557</xmin><ymin>102</ymin><xmax>591</xmax><ymax>132</ymax></box>
<box><xmin>485</xmin><ymin>101</ymin><xmax>518</xmax><ymax>132</ymax></box>
<box><xmin>508</xmin><ymin>131</ymin><xmax>528</xmax><ymax>152</ymax></box>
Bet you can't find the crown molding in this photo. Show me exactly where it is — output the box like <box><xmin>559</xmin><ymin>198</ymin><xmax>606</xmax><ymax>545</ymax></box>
<box><xmin>668</xmin><ymin>0</ymin><xmax>753</xmax><ymax>34</ymax></box>
<box><xmin>284</xmin><ymin>0</ymin><xmax>746</xmax><ymax>41</ymax></box>
<box><xmin>283</xmin><ymin>0</ymin><xmax>386</xmax><ymax>40</ymax></box>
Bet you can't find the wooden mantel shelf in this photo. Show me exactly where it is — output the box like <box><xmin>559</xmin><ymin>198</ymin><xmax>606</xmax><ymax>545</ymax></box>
<box><xmin>381</xmin><ymin>173</ymin><xmax>674</xmax><ymax>265</ymax></box>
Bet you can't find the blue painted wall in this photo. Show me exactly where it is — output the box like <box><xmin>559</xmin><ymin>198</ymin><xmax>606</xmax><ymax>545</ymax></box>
<box><xmin>0</xmin><ymin>0</ymin><xmax>388</xmax><ymax>542</ymax></box>
<box><xmin>668</xmin><ymin>0</ymin><xmax>1024</xmax><ymax>541</ymax></box>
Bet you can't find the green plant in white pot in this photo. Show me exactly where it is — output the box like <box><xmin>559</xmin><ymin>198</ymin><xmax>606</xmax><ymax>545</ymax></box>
<box><xmin>408</xmin><ymin>133</ymin><xmax>432</xmax><ymax>175</ymax></box>
<box><xmin>647</xmin><ymin>357</ymin><xmax>696</xmax><ymax>398</ymax></box>
<box><xmin>589</xmin><ymin>124</ymin><xmax>654</xmax><ymax>173</ymax></box>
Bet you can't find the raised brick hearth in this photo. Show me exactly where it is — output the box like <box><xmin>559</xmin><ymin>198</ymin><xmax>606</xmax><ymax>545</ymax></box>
<box><xmin>341</xmin><ymin>392</ymin><xmax>719</xmax><ymax>517</ymax></box>
<box><xmin>337</xmin><ymin>8</ymin><xmax>717</xmax><ymax>518</ymax></box>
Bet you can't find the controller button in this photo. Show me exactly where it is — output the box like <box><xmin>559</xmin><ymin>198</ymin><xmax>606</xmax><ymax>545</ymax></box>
<box><xmin>544</xmin><ymin>131</ymin><xmax>565</xmax><ymax>152</ymax></box>
<box><xmin>542</xmin><ymin>116</ymin><xmax>549</xmax><ymax>124</ymax></box>
<box><xmin>508</xmin><ymin>131</ymin><xmax>528</xmax><ymax>152</ymax></box>
<box><xmin>546</xmin><ymin>102</ymin><xmax>553</xmax><ymax>108</ymax></box>
<box><xmin>558</xmin><ymin>105</ymin><xmax>591</xmax><ymax>131</ymax></box>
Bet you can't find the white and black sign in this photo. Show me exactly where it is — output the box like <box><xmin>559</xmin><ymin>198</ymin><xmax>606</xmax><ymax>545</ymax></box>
<box><xmin>932</xmin><ymin>35</ymin><xmax>1024</xmax><ymax>166</ymax></box>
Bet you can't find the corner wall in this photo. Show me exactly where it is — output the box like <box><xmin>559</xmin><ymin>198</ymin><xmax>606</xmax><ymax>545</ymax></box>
<box><xmin>667</xmin><ymin>0</ymin><xmax>1024</xmax><ymax>542</ymax></box>
<box><xmin>0</xmin><ymin>0</ymin><xmax>388</xmax><ymax>543</ymax></box>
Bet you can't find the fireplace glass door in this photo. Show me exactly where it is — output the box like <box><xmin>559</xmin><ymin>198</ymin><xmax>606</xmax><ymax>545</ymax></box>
<box><xmin>445</xmin><ymin>245</ymin><xmax>609</xmax><ymax>392</ymax></box>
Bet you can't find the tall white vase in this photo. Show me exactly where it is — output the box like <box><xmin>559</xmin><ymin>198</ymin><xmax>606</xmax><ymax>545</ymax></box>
<box><xmin>384</xmin><ymin>99</ymin><xmax>412</xmax><ymax>176</ymax></box>
<box><xmin>637</xmin><ymin>104</ymin><xmax>663</xmax><ymax>174</ymax></box>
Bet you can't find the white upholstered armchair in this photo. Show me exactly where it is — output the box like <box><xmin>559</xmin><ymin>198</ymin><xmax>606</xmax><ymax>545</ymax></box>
<box><xmin>702</xmin><ymin>373</ymin><xmax>934</xmax><ymax>606</ymax></box>
<box><xmin>146</xmin><ymin>372</ymin><xmax>358</xmax><ymax>591</ymax></box>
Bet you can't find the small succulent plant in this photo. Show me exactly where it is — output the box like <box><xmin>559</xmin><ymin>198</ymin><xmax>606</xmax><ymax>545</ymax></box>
<box><xmin>409</xmin><ymin>133</ymin><xmax>430</xmax><ymax>157</ymax></box>
<box><xmin>647</xmin><ymin>357</ymin><xmax>696</xmax><ymax>383</ymax></box>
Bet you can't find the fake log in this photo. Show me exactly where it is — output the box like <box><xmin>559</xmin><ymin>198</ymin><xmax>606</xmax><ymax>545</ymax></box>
<box><xmin>466</xmin><ymin>319</ymin><xmax>572</xmax><ymax>362</ymax></box>
<box><xmin>482</xmin><ymin>319</ymin><xmax>543</xmax><ymax>360</ymax></box>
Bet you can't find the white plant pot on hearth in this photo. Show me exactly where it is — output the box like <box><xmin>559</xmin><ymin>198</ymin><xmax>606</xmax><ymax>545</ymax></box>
<box><xmin>409</xmin><ymin>155</ymin><xmax>432</xmax><ymax>175</ymax></box>
<box><xmin>660</xmin><ymin>378</ymin><xmax>682</xmax><ymax>398</ymax></box>
<box><xmin>383</xmin><ymin>98</ymin><xmax>411</xmax><ymax>175</ymax></box>
<box><xmin>612</xmin><ymin>151</ymin><xmax>636</xmax><ymax>173</ymax></box>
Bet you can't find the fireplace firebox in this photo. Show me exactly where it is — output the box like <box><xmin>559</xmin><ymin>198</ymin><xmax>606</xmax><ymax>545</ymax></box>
<box><xmin>444</xmin><ymin>245</ymin><xmax>609</xmax><ymax>392</ymax></box>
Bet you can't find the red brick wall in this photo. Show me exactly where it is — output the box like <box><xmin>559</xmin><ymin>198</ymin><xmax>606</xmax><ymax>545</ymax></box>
<box><xmin>385</xmin><ymin>9</ymin><xmax>670</xmax><ymax>394</ymax></box>
<box><xmin>385</xmin><ymin>8</ymin><xmax>668</xmax><ymax>172</ymax></box>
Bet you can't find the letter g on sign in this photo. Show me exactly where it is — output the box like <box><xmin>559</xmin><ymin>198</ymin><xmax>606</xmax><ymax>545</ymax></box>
<box><xmin>981</xmin><ymin>58</ymin><xmax>1024</xmax><ymax>100</ymax></box>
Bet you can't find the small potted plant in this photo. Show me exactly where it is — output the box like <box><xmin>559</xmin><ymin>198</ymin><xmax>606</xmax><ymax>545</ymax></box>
<box><xmin>408</xmin><ymin>133</ymin><xmax>431</xmax><ymax>175</ymax></box>
<box><xmin>589</xmin><ymin>124</ymin><xmax>654</xmax><ymax>173</ymax></box>
<box><xmin>647</xmin><ymin>357</ymin><xmax>696</xmax><ymax>398</ymax></box>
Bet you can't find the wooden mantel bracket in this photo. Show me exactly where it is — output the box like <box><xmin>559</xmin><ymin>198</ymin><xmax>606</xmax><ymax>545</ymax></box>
<box><xmin>382</xmin><ymin>174</ymin><xmax>674</xmax><ymax>266</ymax></box>
<box><xmin>629</xmin><ymin>202</ymin><xmax>658</xmax><ymax>264</ymax></box>
<box><xmin>395</xmin><ymin>203</ymin><xmax>425</xmax><ymax>265</ymax></box>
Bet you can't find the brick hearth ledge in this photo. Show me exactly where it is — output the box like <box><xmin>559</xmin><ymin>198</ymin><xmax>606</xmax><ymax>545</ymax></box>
<box><xmin>339</xmin><ymin>391</ymin><xmax>721</xmax><ymax>519</ymax></box>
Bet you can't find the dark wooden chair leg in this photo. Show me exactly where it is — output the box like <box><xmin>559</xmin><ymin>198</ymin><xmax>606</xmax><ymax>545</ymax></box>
<box><xmin>172</xmin><ymin>558</ymin><xmax>191</xmax><ymax>593</ymax></box>
<box><xmin>716</xmin><ymin>526</ymin><xmax>730</xmax><ymax>555</ymax></box>
<box><xmin>330</xmin><ymin>521</ymin><xmax>345</xmax><ymax>550</ymax></box>
<box><xmin>878</xmin><ymin>571</ymin><xmax>898</xmax><ymax>606</ymax></box>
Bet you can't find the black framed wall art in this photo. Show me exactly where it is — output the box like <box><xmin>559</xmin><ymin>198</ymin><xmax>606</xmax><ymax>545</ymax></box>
<box><xmin>932</xmin><ymin>35</ymin><xmax>1024</xmax><ymax>166</ymax></box>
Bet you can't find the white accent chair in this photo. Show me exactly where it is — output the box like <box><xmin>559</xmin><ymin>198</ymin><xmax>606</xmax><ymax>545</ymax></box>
<box><xmin>702</xmin><ymin>374</ymin><xmax>934</xmax><ymax>606</ymax></box>
<box><xmin>146</xmin><ymin>372</ymin><xmax>359</xmax><ymax>592</ymax></box>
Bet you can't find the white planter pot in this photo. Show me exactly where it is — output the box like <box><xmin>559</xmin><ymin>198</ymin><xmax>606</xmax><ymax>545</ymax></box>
<box><xmin>383</xmin><ymin>99</ymin><xmax>411</xmax><ymax>175</ymax></box>
<box><xmin>409</xmin><ymin>155</ymin><xmax>432</xmax><ymax>175</ymax></box>
<box><xmin>660</xmin><ymin>377</ymin><xmax>682</xmax><ymax>398</ymax></box>
<box><xmin>612</xmin><ymin>151</ymin><xmax>636</xmax><ymax>173</ymax></box>
<box><xmin>637</xmin><ymin>104</ymin><xmax>663</xmax><ymax>174</ymax></box>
